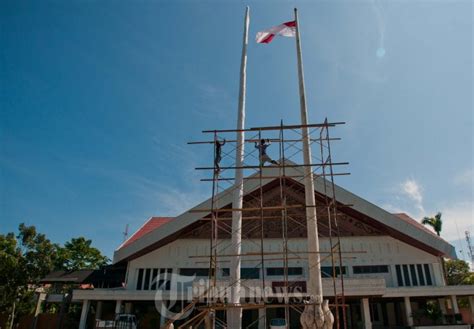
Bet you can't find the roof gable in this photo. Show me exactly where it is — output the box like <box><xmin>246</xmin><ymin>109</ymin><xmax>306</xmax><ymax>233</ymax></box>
<box><xmin>117</xmin><ymin>217</ymin><xmax>173</xmax><ymax>250</ymax></box>
<box><xmin>113</xmin><ymin>161</ymin><xmax>456</xmax><ymax>263</ymax></box>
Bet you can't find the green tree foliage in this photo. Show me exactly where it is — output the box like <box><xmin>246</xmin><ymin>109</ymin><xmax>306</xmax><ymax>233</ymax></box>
<box><xmin>421</xmin><ymin>212</ymin><xmax>443</xmax><ymax>236</ymax></box>
<box><xmin>60</xmin><ymin>237</ymin><xmax>109</xmax><ymax>271</ymax></box>
<box><xmin>445</xmin><ymin>259</ymin><xmax>473</xmax><ymax>309</ymax></box>
<box><xmin>445</xmin><ymin>259</ymin><xmax>474</xmax><ymax>285</ymax></box>
<box><xmin>0</xmin><ymin>225</ymin><xmax>60</xmax><ymax>314</ymax></box>
<box><xmin>0</xmin><ymin>223</ymin><xmax>109</xmax><ymax>323</ymax></box>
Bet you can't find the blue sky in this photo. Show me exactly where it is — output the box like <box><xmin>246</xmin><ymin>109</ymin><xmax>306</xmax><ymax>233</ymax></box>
<box><xmin>1</xmin><ymin>0</ymin><xmax>472</xmax><ymax>261</ymax></box>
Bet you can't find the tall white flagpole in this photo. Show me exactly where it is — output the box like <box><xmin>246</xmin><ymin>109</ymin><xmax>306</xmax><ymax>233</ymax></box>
<box><xmin>294</xmin><ymin>8</ymin><xmax>332</xmax><ymax>329</ymax></box>
<box><xmin>228</xmin><ymin>6</ymin><xmax>249</xmax><ymax>329</ymax></box>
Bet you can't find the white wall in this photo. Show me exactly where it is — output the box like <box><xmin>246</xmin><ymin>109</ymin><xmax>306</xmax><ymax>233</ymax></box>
<box><xmin>126</xmin><ymin>235</ymin><xmax>443</xmax><ymax>290</ymax></box>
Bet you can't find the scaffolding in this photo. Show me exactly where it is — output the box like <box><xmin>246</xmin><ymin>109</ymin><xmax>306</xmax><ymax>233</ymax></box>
<box><xmin>161</xmin><ymin>119</ymin><xmax>352</xmax><ymax>329</ymax></box>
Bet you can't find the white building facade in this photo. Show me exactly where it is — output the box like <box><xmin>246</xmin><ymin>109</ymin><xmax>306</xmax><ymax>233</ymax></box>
<box><xmin>73</xmin><ymin>167</ymin><xmax>474</xmax><ymax>329</ymax></box>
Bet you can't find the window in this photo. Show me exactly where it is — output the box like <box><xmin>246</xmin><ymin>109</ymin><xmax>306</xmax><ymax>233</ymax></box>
<box><xmin>241</xmin><ymin>268</ymin><xmax>260</xmax><ymax>279</ymax></box>
<box><xmin>321</xmin><ymin>266</ymin><xmax>346</xmax><ymax>278</ymax></box>
<box><xmin>424</xmin><ymin>264</ymin><xmax>432</xmax><ymax>285</ymax></box>
<box><xmin>396</xmin><ymin>264</ymin><xmax>433</xmax><ymax>287</ymax></box>
<box><xmin>159</xmin><ymin>269</ymin><xmax>172</xmax><ymax>290</ymax></box>
<box><xmin>144</xmin><ymin>269</ymin><xmax>151</xmax><ymax>290</ymax></box>
<box><xmin>395</xmin><ymin>265</ymin><xmax>403</xmax><ymax>286</ymax></box>
<box><xmin>136</xmin><ymin>269</ymin><xmax>144</xmax><ymax>290</ymax></box>
<box><xmin>267</xmin><ymin>268</ymin><xmax>284</xmax><ymax>276</ymax></box>
<box><xmin>353</xmin><ymin>265</ymin><xmax>389</xmax><ymax>274</ymax></box>
<box><xmin>410</xmin><ymin>265</ymin><xmax>418</xmax><ymax>286</ymax></box>
<box><xmin>266</xmin><ymin>267</ymin><xmax>303</xmax><ymax>276</ymax></box>
<box><xmin>288</xmin><ymin>267</ymin><xmax>303</xmax><ymax>276</ymax></box>
<box><xmin>417</xmin><ymin>264</ymin><xmax>425</xmax><ymax>286</ymax></box>
<box><xmin>221</xmin><ymin>268</ymin><xmax>230</xmax><ymax>277</ymax></box>
<box><xmin>151</xmin><ymin>269</ymin><xmax>158</xmax><ymax>290</ymax></box>
<box><xmin>136</xmin><ymin>268</ymin><xmax>172</xmax><ymax>290</ymax></box>
<box><xmin>402</xmin><ymin>265</ymin><xmax>411</xmax><ymax>286</ymax></box>
<box><xmin>180</xmin><ymin>268</ymin><xmax>209</xmax><ymax>277</ymax></box>
<box><xmin>220</xmin><ymin>268</ymin><xmax>259</xmax><ymax>278</ymax></box>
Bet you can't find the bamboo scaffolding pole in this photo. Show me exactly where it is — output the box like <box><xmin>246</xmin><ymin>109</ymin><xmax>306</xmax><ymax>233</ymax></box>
<box><xmin>194</xmin><ymin>256</ymin><xmax>357</xmax><ymax>264</ymax></box>
<box><xmin>188</xmin><ymin>137</ymin><xmax>341</xmax><ymax>145</ymax></box>
<box><xmin>190</xmin><ymin>203</ymin><xmax>354</xmax><ymax>214</ymax></box>
<box><xmin>195</xmin><ymin>161</ymin><xmax>349</xmax><ymax>170</ymax></box>
<box><xmin>199</xmin><ymin>172</ymin><xmax>350</xmax><ymax>181</ymax></box>
<box><xmin>202</xmin><ymin>122</ymin><xmax>345</xmax><ymax>133</ymax></box>
<box><xmin>189</xmin><ymin>250</ymin><xmax>365</xmax><ymax>258</ymax></box>
<box><xmin>189</xmin><ymin>204</ymin><xmax>304</xmax><ymax>213</ymax></box>
<box><xmin>197</xmin><ymin>303</ymin><xmax>349</xmax><ymax>311</ymax></box>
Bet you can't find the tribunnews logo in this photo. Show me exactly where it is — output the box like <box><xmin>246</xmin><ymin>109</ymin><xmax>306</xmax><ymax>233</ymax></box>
<box><xmin>153</xmin><ymin>273</ymin><xmax>305</xmax><ymax>320</ymax></box>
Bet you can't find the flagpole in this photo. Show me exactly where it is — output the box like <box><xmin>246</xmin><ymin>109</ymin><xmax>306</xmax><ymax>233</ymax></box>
<box><xmin>294</xmin><ymin>6</ymin><xmax>325</xmax><ymax>312</ymax></box>
<box><xmin>229</xmin><ymin>6</ymin><xmax>249</xmax><ymax>329</ymax></box>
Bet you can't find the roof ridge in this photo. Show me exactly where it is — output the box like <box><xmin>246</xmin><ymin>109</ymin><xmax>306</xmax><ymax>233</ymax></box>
<box><xmin>116</xmin><ymin>217</ymin><xmax>174</xmax><ymax>251</ymax></box>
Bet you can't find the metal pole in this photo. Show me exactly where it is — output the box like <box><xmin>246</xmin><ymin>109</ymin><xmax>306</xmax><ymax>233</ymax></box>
<box><xmin>295</xmin><ymin>8</ymin><xmax>334</xmax><ymax>328</ymax></box>
<box><xmin>294</xmin><ymin>7</ymin><xmax>323</xmax><ymax>302</ymax></box>
<box><xmin>228</xmin><ymin>6</ymin><xmax>249</xmax><ymax>329</ymax></box>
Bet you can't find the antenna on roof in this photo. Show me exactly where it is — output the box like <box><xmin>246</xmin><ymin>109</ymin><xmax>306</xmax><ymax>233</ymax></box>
<box><xmin>123</xmin><ymin>224</ymin><xmax>129</xmax><ymax>242</ymax></box>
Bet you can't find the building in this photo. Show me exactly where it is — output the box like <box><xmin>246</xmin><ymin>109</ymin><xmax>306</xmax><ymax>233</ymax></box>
<box><xmin>72</xmin><ymin>165</ymin><xmax>474</xmax><ymax>329</ymax></box>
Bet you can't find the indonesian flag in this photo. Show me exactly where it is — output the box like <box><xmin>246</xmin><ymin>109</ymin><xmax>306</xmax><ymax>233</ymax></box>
<box><xmin>256</xmin><ymin>21</ymin><xmax>296</xmax><ymax>44</ymax></box>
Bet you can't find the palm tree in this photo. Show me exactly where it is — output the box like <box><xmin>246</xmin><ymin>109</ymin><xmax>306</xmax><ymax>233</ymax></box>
<box><xmin>421</xmin><ymin>212</ymin><xmax>447</xmax><ymax>283</ymax></box>
<box><xmin>421</xmin><ymin>212</ymin><xmax>443</xmax><ymax>236</ymax></box>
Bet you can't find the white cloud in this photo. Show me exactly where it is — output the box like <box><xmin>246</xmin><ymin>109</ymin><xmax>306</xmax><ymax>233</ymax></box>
<box><xmin>440</xmin><ymin>201</ymin><xmax>474</xmax><ymax>242</ymax></box>
<box><xmin>401</xmin><ymin>178</ymin><xmax>425</xmax><ymax>214</ymax></box>
<box><xmin>440</xmin><ymin>201</ymin><xmax>474</xmax><ymax>266</ymax></box>
<box><xmin>454</xmin><ymin>169</ymin><xmax>473</xmax><ymax>186</ymax></box>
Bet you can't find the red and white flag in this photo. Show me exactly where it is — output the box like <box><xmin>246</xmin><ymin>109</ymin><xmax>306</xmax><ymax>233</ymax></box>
<box><xmin>256</xmin><ymin>21</ymin><xmax>296</xmax><ymax>44</ymax></box>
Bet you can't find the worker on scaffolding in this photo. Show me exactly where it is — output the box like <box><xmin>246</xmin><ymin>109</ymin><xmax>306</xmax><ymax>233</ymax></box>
<box><xmin>255</xmin><ymin>139</ymin><xmax>278</xmax><ymax>166</ymax></box>
<box><xmin>214</xmin><ymin>139</ymin><xmax>226</xmax><ymax>173</ymax></box>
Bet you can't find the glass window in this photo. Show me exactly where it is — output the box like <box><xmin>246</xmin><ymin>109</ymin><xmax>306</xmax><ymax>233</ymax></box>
<box><xmin>402</xmin><ymin>265</ymin><xmax>411</xmax><ymax>286</ymax></box>
<box><xmin>221</xmin><ymin>268</ymin><xmax>230</xmax><ymax>277</ymax></box>
<box><xmin>321</xmin><ymin>266</ymin><xmax>346</xmax><ymax>277</ymax></box>
<box><xmin>410</xmin><ymin>265</ymin><xmax>418</xmax><ymax>286</ymax></box>
<box><xmin>395</xmin><ymin>265</ymin><xmax>403</xmax><ymax>286</ymax></box>
<box><xmin>417</xmin><ymin>264</ymin><xmax>425</xmax><ymax>286</ymax></box>
<box><xmin>267</xmin><ymin>268</ymin><xmax>284</xmax><ymax>276</ymax></box>
<box><xmin>136</xmin><ymin>268</ymin><xmax>144</xmax><ymax>290</ymax></box>
<box><xmin>241</xmin><ymin>268</ymin><xmax>260</xmax><ymax>279</ymax></box>
<box><xmin>266</xmin><ymin>267</ymin><xmax>303</xmax><ymax>276</ymax></box>
<box><xmin>180</xmin><ymin>268</ymin><xmax>209</xmax><ymax>277</ymax></box>
<box><xmin>353</xmin><ymin>265</ymin><xmax>389</xmax><ymax>274</ymax></box>
<box><xmin>151</xmin><ymin>269</ymin><xmax>158</xmax><ymax>290</ymax></box>
<box><xmin>143</xmin><ymin>268</ymin><xmax>151</xmax><ymax>290</ymax></box>
<box><xmin>165</xmin><ymin>269</ymin><xmax>172</xmax><ymax>290</ymax></box>
<box><xmin>424</xmin><ymin>264</ymin><xmax>432</xmax><ymax>285</ymax></box>
<box><xmin>288</xmin><ymin>267</ymin><xmax>303</xmax><ymax>276</ymax></box>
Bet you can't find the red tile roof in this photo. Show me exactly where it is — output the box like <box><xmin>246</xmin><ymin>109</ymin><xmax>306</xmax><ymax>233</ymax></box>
<box><xmin>119</xmin><ymin>217</ymin><xmax>173</xmax><ymax>250</ymax></box>
<box><xmin>392</xmin><ymin>213</ymin><xmax>446</xmax><ymax>242</ymax></box>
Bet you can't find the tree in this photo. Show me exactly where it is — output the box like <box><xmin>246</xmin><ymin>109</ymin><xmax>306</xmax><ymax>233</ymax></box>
<box><xmin>0</xmin><ymin>224</ymin><xmax>61</xmax><ymax>327</ymax></box>
<box><xmin>445</xmin><ymin>259</ymin><xmax>474</xmax><ymax>285</ymax></box>
<box><xmin>0</xmin><ymin>224</ymin><xmax>109</xmax><ymax>327</ymax></box>
<box><xmin>421</xmin><ymin>212</ymin><xmax>443</xmax><ymax>236</ymax></box>
<box><xmin>59</xmin><ymin>237</ymin><xmax>109</xmax><ymax>271</ymax></box>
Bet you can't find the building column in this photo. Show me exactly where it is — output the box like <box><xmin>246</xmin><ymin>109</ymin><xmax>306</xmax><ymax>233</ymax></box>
<box><xmin>79</xmin><ymin>300</ymin><xmax>90</xmax><ymax>329</ymax></box>
<box><xmin>438</xmin><ymin>298</ymin><xmax>447</xmax><ymax>314</ymax></box>
<box><xmin>115</xmin><ymin>300</ymin><xmax>123</xmax><ymax>315</ymax></box>
<box><xmin>361</xmin><ymin>298</ymin><xmax>372</xmax><ymax>329</ymax></box>
<box><xmin>468</xmin><ymin>296</ymin><xmax>474</xmax><ymax>319</ymax></box>
<box><xmin>160</xmin><ymin>309</ymin><xmax>166</xmax><ymax>327</ymax></box>
<box><xmin>438</xmin><ymin>298</ymin><xmax>447</xmax><ymax>324</ymax></box>
<box><xmin>96</xmin><ymin>301</ymin><xmax>103</xmax><ymax>320</ymax></box>
<box><xmin>124</xmin><ymin>302</ymin><xmax>133</xmax><ymax>314</ymax></box>
<box><xmin>258</xmin><ymin>307</ymin><xmax>265</xmax><ymax>329</ymax></box>
<box><xmin>404</xmin><ymin>296</ymin><xmax>413</xmax><ymax>327</ymax></box>
<box><xmin>450</xmin><ymin>295</ymin><xmax>459</xmax><ymax>314</ymax></box>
